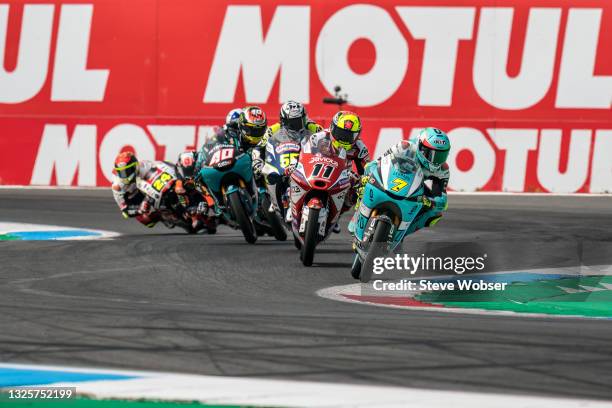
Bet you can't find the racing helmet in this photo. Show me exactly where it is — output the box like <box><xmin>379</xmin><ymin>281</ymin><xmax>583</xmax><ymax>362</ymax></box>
<box><xmin>177</xmin><ymin>151</ymin><xmax>197</xmax><ymax>179</ymax></box>
<box><xmin>280</xmin><ymin>101</ymin><xmax>307</xmax><ymax>132</ymax></box>
<box><xmin>225</xmin><ymin>108</ymin><xmax>242</xmax><ymax>125</ymax></box>
<box><xmin>330</xmin><ymin>111</ymin><xmax>361</xmax><ymax>151</ymax></box>
<box><xmin>416</xmin><ymin>128</ymin><xmax>451</xmax><ymax>171</ymax></box>
<box><xmin>113</xmin><ymin>151</ymin><xmax>138</xmax><ymax>183</ymax></box>
<box><xmin>238</xmin><ymin>106</ymin><xmax>267</xmax><ymax>146</ymax></box>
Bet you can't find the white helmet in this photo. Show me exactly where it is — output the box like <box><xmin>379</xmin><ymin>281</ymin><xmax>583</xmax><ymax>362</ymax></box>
<box><xmin>225</xmin><ymin>108</ymin><xmax>242</xmax><ymax>125</ymax></box>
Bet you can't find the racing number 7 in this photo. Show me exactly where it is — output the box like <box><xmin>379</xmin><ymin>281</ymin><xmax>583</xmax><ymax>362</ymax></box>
<box><xmin>390</xmin><ymin>177</ymin><xmax>408</xmax><ymax>192</ymax></box>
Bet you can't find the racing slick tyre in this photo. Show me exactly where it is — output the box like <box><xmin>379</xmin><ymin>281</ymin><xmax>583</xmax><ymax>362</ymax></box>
<box><xmin>360</xmin><ymin>220</ymin><xmax>391</xmax><ymax>283</ymax></box>
<box><xmin>301</xmin><ymin>208</ymin><xmax>319</xmax><ymax>266</ymax></box>
<box><xmin>350</xmin><ymin>255</ymin><xmax>362</xmax><ymax>280</ymax></box>
<box><xmin>262</xmin><ymin>195</ymin><xmax>287</xmax><ymax>241</ymax></box>
<box><xmin>228</xmin><ymin>191</ymin><xmax>257</xmax><ymax>244</ymax></box>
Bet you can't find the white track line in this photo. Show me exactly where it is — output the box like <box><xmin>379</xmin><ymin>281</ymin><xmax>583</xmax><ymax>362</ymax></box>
<box><xmin>1</xmin><ymin>363</ymin><xmax>609</xmax><ymax>408</ymax></box>
<box><xmin>0</xmin><ymin>222</ymin><xmax>120</xmax><ymax>240</ymax></box>
<box><xmin>317</xmin><ymin>266</ymin><xmax>612</xmax><ymax>319</ymax></box>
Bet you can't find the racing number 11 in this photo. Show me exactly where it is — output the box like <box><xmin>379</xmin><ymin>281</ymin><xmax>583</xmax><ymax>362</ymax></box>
<box><xmin>311</xmin><ymin>163</ymin><xmax>334</xmax><ymax>179</ymax></box>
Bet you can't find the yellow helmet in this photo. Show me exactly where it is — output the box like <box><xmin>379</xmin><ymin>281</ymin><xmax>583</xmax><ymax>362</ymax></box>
<box><xmin>330</xmin><ymin>111</ymin><xmax>361</xmax><ymax>150</ymax></box>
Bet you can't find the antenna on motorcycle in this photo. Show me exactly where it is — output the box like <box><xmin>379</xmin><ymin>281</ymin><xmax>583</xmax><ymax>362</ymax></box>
<box><xmin>322</xmin><ymin>85</ymin><xmax>349</xmax><ymax>109</ymax></box>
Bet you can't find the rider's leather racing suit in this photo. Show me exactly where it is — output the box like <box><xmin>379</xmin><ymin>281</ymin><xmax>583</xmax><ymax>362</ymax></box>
<box><xmin>111</xmin><ymin>160</ymin><xmax>161</xmax><ymax>227</ymax></box>
<box><xmin>308</xmin><ymin>129</ymin><xmax>370</xmax><ymax>213</ymax></box>
<box><xmin>352</xmin><ymin>140</ymin><xmax>449</xmax><ymax>234</ymax></box>
<box><xmin>253</xmin><ymin>120</ymin><xmax>323</xmax><ymax>179</ymax></box>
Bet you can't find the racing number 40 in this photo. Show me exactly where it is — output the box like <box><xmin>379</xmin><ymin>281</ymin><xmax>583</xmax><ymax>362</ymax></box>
<box><xmin>209</xmin><ymin>148</ymin><xmax>234</xmax><ymax>166</ymax></box>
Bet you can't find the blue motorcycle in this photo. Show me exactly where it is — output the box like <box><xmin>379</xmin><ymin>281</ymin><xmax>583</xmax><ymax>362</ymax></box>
<box><xmin>198</xmin><ymin>142</ymin><xmax>258</xmax><ymax>244</ymax></box>
<box><xmin>351</xmin><ymin>154</ymin><xmax>430</xmax><ymax>282</ymax></box>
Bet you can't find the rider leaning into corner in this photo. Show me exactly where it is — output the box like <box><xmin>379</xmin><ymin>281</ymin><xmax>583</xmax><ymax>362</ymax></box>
<box><xmin>111</xmin><ymin>151</ymin><xmax>162</xmax><ymax>227</ymax></box>
<box><xmin>175</xmin><ymin>151</ymin><xmax>217</xmax><ymax>232</ymax></box>
<box><xmin>349</xmin><ymin>127</ymin><xmax>451</xmax><ymax>235</ymax></box>
<box><xmin>308</xmin><ymin>110</ymin><xmax>370</xmax><ymax>232</ymax></box>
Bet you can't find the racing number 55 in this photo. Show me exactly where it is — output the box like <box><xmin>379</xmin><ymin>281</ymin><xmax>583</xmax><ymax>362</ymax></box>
<box><xmin>280</xmin><ymin>153</ymin><xmax>299</xmax><ymax>168</ymax></box>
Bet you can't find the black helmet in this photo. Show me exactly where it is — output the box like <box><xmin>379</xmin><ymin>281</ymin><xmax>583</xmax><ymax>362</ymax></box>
<box><xmin>280</xmin><ymin>101</ymin><xmax>307</xmax><ymax>132</ymax></box>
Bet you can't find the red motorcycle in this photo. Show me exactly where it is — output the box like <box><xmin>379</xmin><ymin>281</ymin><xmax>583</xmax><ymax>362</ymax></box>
<box><xmin>290</xmin><ymin>137</ymin><xmax>352</xmax><ymax>266</ymax></box>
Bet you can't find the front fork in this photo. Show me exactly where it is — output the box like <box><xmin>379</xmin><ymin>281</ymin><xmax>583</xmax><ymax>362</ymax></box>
<box><xmin>299</xmin><ymin>198</ymin><xmax>328</xmax><ymax>237</ymax></box>
<box><xmin>224</xmin><ymin>180</ymin><xmax>257</xmax><ymax>218</ymax></box>
<box><xmin>354</xmin><ymin>213</ymin><xmax>395</xmax><ymax>260</ymax></box>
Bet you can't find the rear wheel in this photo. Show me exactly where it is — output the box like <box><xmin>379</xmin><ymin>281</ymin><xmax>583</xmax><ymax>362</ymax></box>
<box><xmin>227</xmin><ymin>191</ymin><xmax>257</xmax><ymax>244</ymax></box>
<box><xmin>300</xmin><ymin>208</ymin><xmax>319</xmax><ymax>266</ymax></box>
<box><xmin>360</xmin><ymin>220</ymin><xmax>391</xmax><ymax>283</ymax></box>
<box><xmin>262</xmin><ymin>195</ymin><xmax>287</xmax><ymax>241</ymax></box>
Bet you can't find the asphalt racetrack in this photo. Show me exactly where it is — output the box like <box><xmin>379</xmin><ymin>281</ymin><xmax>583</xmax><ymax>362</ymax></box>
<box><xmin>1</xmin><ymin>189</ymin><xmax>611</xmax><ymax>400</ymax></box>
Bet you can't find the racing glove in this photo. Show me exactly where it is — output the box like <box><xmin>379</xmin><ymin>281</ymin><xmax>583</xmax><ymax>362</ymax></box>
<box><xmin>252</xmin><ymin>158</ymin><xmax>264</xmax><ymax>175</ymax></box>
<box><xmin>284</xmin><ymin>164</ymin><xmax>297</xmax><ymax>177</ymax></box>
<box><xmin>356</xmin><ymin>175</ymin><xmax>368</xmax><ymax>199</ymax></box>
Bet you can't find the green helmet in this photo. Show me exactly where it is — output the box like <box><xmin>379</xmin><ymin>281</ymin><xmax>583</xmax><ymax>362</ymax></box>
<box><xmin>416</xmin><ymin>128</ymin><xmax>450</xmax><ymax>171</ymax></box>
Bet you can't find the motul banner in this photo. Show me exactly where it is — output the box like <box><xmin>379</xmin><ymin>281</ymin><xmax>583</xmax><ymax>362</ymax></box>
<box><xmin>0</xmin><ymin>0</ymin><xmax>610</xmax><ymax>192</ymax></box>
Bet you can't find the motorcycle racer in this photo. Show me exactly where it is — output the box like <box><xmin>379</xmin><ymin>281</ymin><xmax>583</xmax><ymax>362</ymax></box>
<box><xmin>270</xmin><ymin>101</ymin><xmax>322</xmax><ymax>141</ymax></box>
<box><xmin>224</xmin><ymin>108</ymin><xmax>242</xmax><ymax>132</ymax></box>
<box><xmin>176</xmin><ymin>151</ymin><xmax>217</xmax><ymax>232</ymax></box>
<box><xmin>349</xmin><ymin>127</ymin><xmax>451</xmax><ymax>234</ymax></box>
<box><xmin>255</xmin><ymin>101</ymin><xmax>322</xmax><ymax>182</ymax></box>
<box><xmin>310</xmin><ymin>111</ymin><xmax>370</xmax><ymax>175</ymax></box>
<box><xmin>111</xmin><ymin>151</ymin><xmax>161</xmax><ymax>227</ymax></box>
<box><xmin>308</xmin><ymin>111</ymin><xmax>370</xmax><ymax>232</ymax></box>
<box><xmin>195</xmin><ymin>106</ymin><xmax>268</xmax><ymax>184</ymax></box>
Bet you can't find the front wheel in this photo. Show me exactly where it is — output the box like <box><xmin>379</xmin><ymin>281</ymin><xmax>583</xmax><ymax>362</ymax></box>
<box><xmin>300</xmin><ymin>208</ymin><xmax>319</xmax><ymax>266</ymax></box>
<box><xmin>350</xmin><ymin>255</ymin><xmax>362</xmax><ymax>280</ymax></box>
<box><xmin>227</xmin><ymin>191</ymin><xmax>257</xmax><ymax>244</ymax></box>
<box><xmin>360</xmin><ymin>220</ymin><xmax>391</xmax><ymax>283</ymax></box>
<box><xmin>262</xmin><ymin>195</ymin><xmax>287</xmax><ymax>241</ymax></box>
